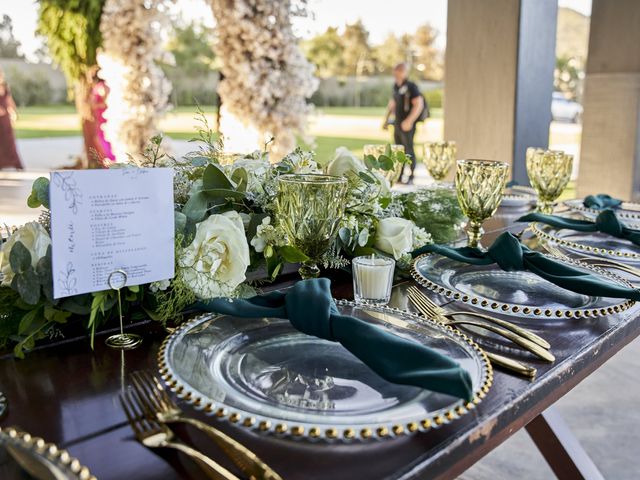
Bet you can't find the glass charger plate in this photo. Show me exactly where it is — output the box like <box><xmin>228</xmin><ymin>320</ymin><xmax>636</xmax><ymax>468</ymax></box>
<box><xmin>411</xmin><ymin>254</ymin><xmax>636</xmax><ymax>319</ymax></box>
<box><xmin>564</xmin><ymin>199</ymin><xmax>640</xmax><ymax>227</ymax></box>
<box><xmin>501</xmin><ymin>192</ymin><xmax>536</xmax><ymax>208</ymax></box>
<box><xmin>0</xmin><ymin>426</ymin><xmax>95</xmax><ymax>480</ymax></box>
<box><xmin>530</xmin><ymin>222</ymin><xmax>640</xmax><ymax>262</ymax></box>
<box><xmin>158</xmin><ymin>300</ymin><xmax>492</xmax><ymax>442</ymax></box>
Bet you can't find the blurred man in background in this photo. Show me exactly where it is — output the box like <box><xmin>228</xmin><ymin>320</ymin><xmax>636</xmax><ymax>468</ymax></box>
<box><xmin>383</xmin><ymin>63</ymin><xmax>425</xmax><ymax>184</ymax></box>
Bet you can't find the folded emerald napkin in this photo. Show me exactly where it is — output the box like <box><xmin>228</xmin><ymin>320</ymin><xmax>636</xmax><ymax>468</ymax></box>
<box><xmin>583</xmin><ymin>194</ymin><xmax>622</xmax><ymax>210</ymax></box>
<box><xmin>519</xmin><ymin>210</ymin><xmax>640</xmax><ymax>246</ymax></box>
<box><xmin>196</xmin><ymin>278</ymin><xmax>473</xmax><ymax>400</ymax></box>
<box><xmin>412</xmin><ymin>232</ymin><xmax>640</xmax><ymax>301</ymax></box>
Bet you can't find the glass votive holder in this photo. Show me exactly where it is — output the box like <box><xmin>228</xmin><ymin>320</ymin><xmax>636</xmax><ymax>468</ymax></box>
<box><xmin>352</xmin><ymin>255</ymin><xmax>395</xmax><ymax>305</ymax></box>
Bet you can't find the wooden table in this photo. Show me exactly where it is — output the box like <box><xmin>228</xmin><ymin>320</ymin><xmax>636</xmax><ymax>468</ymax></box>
<box><xmin>0</xmin><ymin>207</ymin><xmax>633</xmax><ymax>480</ymax></box>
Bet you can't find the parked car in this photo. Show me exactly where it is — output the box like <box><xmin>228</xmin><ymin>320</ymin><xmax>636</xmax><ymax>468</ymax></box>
<box><xmin>551</xmin><ymin>92</ymin><xmax>583</xmax><ymax>123</ymax></box>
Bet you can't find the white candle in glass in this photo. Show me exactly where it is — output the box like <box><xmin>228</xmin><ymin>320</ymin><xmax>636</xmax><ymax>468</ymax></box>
<box><xmin>352</xmin><ymin>255</ymin><xmax>395</xmax><ymax>305</ymax></box>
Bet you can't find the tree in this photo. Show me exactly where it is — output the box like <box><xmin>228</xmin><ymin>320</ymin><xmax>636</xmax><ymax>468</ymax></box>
<box><xmin>373</xmin><ymin>33</ymin><xmax>411</xmax><ymax>74</ymax></box>
<box><xmin>37</xmin><ymin>0</ymin><xmax>105</xmax><ymax>167</ymax></box>
<box><xmin>301</xmin><ymin>26</ymin><xmax>344</xmax><ymax>78</ymax></box>
<box><xmin>555</xmin><ymin>55</ymin><xmax>584</xmax><ymax>100</ymax></box>
<box><xmin>0</xmin><ymin>14</ymin><xmax>23</xmax><ymax>58</ymax></box>
<box><xmin>341</xmin><ymin>20</ymin><xmax>372</xmax><ymax>76</ymax></box>
<box><xmin>413</xmin><ymin>24</ymin><xmax>440</xmax><ymax>80</ymax></box>
<box><xmin>166</xmin><ymin>22</ymin><xmax>216</xmax><ymax>76</ymax></box>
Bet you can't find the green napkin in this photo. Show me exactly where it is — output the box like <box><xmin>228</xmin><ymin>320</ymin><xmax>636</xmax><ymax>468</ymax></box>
<box><xmin>196</xmin><ymin>278</ymin><xmax>474</xmax><ymax>400</ymax></box>
<box><xmin>583</xmin><ymin>194</ymin><xmax>622</xmax><ymax>210</ymax></box>
<box><xmin>412</xmin><ymin>232</ymin><xmax>640</xmax><ymax>301</ymax></box>
<box><xmin>519</xmin><ymin>210</ymin><xmax>640</xmax><ymax>246</ymax></box>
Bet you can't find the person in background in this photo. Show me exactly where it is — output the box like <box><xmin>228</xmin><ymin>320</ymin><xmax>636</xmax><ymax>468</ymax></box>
<box><xmin>0</xmin><ymin>68</ymin><xmax>23</xmax><ymax>170</ymax></box>
<box><xmin>383</xmin><ymin>63</ymin><xmax>424</xmax><ymax>184</ymax></box>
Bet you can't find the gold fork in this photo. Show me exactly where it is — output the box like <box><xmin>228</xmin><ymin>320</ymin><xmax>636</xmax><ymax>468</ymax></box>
<box><xmin>407</xmin><ymin>287</ymin><xmax>554</xmax><ymax>362</ymax></box>
<box><xmin>120</xmin><ymin>389</ymin><xmax>240</xmax><ymax>480</ymax></box>
<box><xmin>407</xmin><ymin>289</ymin><xmax>537</xmax><ymax>377</ymax></box>
<box><xmin>406</xmin><ymin>286</ymin><xmax>550</xmax><ymax>349</ymax></box>
<box><xmin>130</xmin><ymin>371</ymin><xmax>283</xmax><ymax>480</ymax></box>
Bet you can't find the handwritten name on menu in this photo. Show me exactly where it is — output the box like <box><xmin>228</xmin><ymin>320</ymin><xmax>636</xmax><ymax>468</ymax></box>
<box><xmin>49</xmin><ymin>168</ymin><xmax>174</xmax><ymax>299</ymax></box>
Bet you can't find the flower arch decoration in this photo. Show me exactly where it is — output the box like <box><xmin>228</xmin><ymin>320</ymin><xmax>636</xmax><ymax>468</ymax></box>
<box><xmin>98</xmin><ymin>0</ymin><xmax>173</xmax><ymax>162</ymax></box>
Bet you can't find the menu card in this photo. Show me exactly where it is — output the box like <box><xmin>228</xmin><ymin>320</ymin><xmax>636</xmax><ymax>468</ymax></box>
<box><xmin>49</xmin><ymin>168</ymin><xmax>175</xmax><ymax>299</ymax></box>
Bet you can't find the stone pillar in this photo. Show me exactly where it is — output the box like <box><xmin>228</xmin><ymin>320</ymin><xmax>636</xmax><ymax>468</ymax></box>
<box><xmin>577</xmin><ymin>0</ymin><xmax>640</xmax><ymax>200</ymax></box>
<box><xmin>444</xmin><ymin>0</ymin><xmax>557</xmax><ymax>183</ymax></box>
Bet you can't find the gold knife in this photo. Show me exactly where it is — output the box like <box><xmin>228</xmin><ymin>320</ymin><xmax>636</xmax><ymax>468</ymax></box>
<box><xmin>484</xmin><ymin>352</ymin><xmax>537</xmax><ymax>378</ymax></box>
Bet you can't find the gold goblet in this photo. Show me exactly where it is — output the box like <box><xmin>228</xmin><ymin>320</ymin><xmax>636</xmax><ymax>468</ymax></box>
<box><xmin>423</xmin><ymin>141</ymin><xmax>456</xmax><ymax>182</ymax></box>
<box><xmin>363</xmin><ymin>144</ymin><xmax>405</xmax><ymax>185</ymax></box>
<box><xmin>526</xmin><ymin>148</ymin><xmax>573</xmax><ymax>214</ymax></box>
<box><xmin>277</xmin><ymin>174</ymin><xmax>348</xmax><ymax>279</ymax></box>
<box><xmin>455</xmin><ymin>159</ymin><xmax>509</xmax><ymax>247</ymax></box>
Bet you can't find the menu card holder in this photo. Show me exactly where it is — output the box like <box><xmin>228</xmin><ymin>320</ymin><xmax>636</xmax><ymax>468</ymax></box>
<box><xmin>105</xmin><ymin>269</ymin><xmax>143</xmax><ymax>350</ymax></box>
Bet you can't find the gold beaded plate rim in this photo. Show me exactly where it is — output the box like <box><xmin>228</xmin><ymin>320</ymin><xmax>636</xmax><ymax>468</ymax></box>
<box><xmin>157</xmin><ymin>300</ymin><xmax>493</xmax><ymax>442</ymax></box>
<box><xmin>411</xmin><ymin>253</ymin><xmax>636</xmax><ymax>319</ymax></box>
<box><xmin>0</xmin><ymin>426</ymin><xmax>97</xmax><ymax>480</ymax></box>
<box><xmin>564</xmin><ymin>199</ymin><xmax>640</xmax><ymax>224</ymax></box>
<box><xmin>530</xmin><ymin>222</ymin><xmax>640</xmax><ymax>260</ymax></box>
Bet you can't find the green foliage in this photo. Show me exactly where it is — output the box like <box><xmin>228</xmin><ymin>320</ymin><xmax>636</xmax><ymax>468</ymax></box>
<box><xmin>4</xmin><ymin>68</ymin><xmax>55</xmax><ymax>107</ymax></box>
<box><xmin>27</xmin><ymin>177</ymin><xmax>50</xmax><ymax>209</ymax></box>
<box><xmin>37</xmin><ymin>0</ymin><xmax>105</xmax><ymax>87</ymax></box>
<box><xmin>165</xmin><ymin>22</ymin><xmax>216</xmax><ymax>76</ymax></box>
<box><xmin>301</xmin><ymin>26</ymin><xmax>345</xmax><ymax>78</ymax></box>
<box><xmin>0</xmin><ymin>14</ymin><xmax>24</xmax><ymax>59</ymax></box>
<box><xmin>399</xmin><ymin>187</ymin><xmax>465</xmax><ymax>244</ymax></box>
<box><xmin>555</xmin><ymin>56</ymin><xmax>584</xmax><ymax>101</ymax></box>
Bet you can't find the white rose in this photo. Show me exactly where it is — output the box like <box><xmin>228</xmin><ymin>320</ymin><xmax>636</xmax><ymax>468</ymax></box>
<box><xmin>178</xmin><ymin>211</ymin><xmax>250</xmax><ymax>299</ymax></box>
<box><xmin>326</xmin><ymin>147</ymin><xmax>365</xmax><ymax>177</ymax></box>
<box><xmin>0</xmin><ymin>222</ymin><xmax>51</xmax><ymax>286</ymax></box>
<box><xmin>374</xmin><ymin>218</ymin><xmax>414</xmax><ymax>260</ymax></box>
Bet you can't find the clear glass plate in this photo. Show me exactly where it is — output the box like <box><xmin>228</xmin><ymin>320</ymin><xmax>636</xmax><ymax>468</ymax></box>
<box><xmin>158</xmin><ymin>300</ymin><xmax>492</xmax><ymax>442</ymax></box>
<box><xmin>412</xmin><ymin>254</ymin><xmax>635</xmax><ymax>319</ymax></box>
<box><xmin>564</xmin><ymin>199</ymin><xmax>640</xmax><ymax>228</ymax></box>
<box><xmin>531</xmin><ymin>222</ymin><xmax>640</xmax><ymax>262</ymax></box>
<box><xmin>0</xmin><ymin>427</ymin><xmax>94</xmax><ymax>480</ymax></box>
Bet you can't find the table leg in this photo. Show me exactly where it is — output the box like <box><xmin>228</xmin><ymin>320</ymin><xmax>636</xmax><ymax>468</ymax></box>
<box><xmin>525</xmin><ymin>406</ymin><xmax>604</xmax><ymax>480</ymax></box>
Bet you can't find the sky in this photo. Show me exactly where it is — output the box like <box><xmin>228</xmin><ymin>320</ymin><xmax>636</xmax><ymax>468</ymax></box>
<box><xmin>1</xmin><ymin>0</ymin><xmax>592</xmax><ymax>62</ymax></box>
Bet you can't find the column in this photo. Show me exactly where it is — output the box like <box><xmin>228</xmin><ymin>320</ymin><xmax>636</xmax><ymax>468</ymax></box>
<box><xmin>577</xmin><ymin>0</ymin><xmax>640</xmax><ymax>200</ymax></box>
<box><xmin>444</xmin><ymin>0</ymin><xmax>557</xmax><ymax>184</ymax></box>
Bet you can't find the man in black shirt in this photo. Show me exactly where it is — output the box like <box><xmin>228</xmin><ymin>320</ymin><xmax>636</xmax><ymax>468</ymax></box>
<box><xmin>383</xmin><ymin>63</ymin><xmax>424</xmax><ymax>184</ymax></box>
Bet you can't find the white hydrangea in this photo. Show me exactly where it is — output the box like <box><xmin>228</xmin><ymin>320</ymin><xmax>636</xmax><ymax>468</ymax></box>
<box><xmin>250</xmin><ymin>216</ymin><xmax>272</xmax><ymax>253</ymax></box>
<box><xmin>208</xmin><ymin>0</ymin><xmax>319</xmax><ymax>160</ymax></box>
<box><xmin>98</xmin><ymin>0</ymin><xmax>172</xmax><ymax>162</ymax></box>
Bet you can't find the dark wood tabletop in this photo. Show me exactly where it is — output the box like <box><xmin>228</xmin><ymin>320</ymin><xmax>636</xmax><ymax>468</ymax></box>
<box><xmin>0</xmin><ymin>206</ymin><xmax>636</xmax><ymax>480</ymax></box>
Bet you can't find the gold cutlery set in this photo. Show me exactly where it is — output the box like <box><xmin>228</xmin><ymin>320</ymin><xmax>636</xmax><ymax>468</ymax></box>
<box><xmin>120</xmin><ymin>371</ymin><xmax>283</xmax><ymax>480</ymax></box>
<box><xmin>407</xmin><ymin>286</ymin><xmax>553</xmax><ymax>378</ymax></box>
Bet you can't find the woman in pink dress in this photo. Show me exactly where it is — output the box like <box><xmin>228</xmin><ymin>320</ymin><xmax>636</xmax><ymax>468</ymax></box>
<box><xmin>90</xmin><ymin>68</ymin><xmax>114</xmax><ymax>163</ymax></box>
<box><xmin>0</xmin><ymin>68</ymin><xmax>23</xmax><ymax>170</ymax></box>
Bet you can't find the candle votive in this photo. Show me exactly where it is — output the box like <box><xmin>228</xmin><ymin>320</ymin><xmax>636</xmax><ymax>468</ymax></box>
<box><xmin>352</xmin><ymin>255</ymin><xmax>395</xmax><ymax>305</ymax></box>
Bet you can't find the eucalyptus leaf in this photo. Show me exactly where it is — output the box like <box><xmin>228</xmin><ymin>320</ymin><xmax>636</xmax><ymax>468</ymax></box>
<box><xmin>378</xmin><ymin>155</ymin><xmax>394</xmax><ymax>171</ymax></box>
<box><xmin>174</xmin><ymin>211</ymin><xmax>187</xmax><ymax>233</ymax></box>
<box><xmin>358</xmin><ymin>170</ymin><xmax>376</xmax><ymax>184</ymax></box>
<box><xmin>279</xmin><ymin>245</ymin><xmax>309</xmax><ymax>263</ymax></box>
<box><xmin>199</xmin><ymin>188</ymin><xmax>246</xmax><ymax>201</ymax></box>
<box><xmin>357</xmin><ymin>228</ymin><xmax>370</xmax><ymax>247</ymax></box>
<box><xmin>15</xmin><ymin>270</ymin><xmax>41</xmax><ymax>305</ymax></box>
<box><xmin>18</xmin><ymin>307</ymin><xmax>41</xmax><ymax>335</ymax></box>
<box><xmin>364</xmin><ymin>155</ymin><xmax>378</xmax><ymax>170</ymax></box>
<box><xmin>28</xmin><ymin>177</ymin><xmax>50</xmax><ymax>209</ymax></box>
<box><xmin>230</xmin><ymin>168</ymin><xmax>248</xmax><ymax>192</ymax></box>
<box><xmin>202</xmin><ymin>163</ymin><xmax>235</xmax><ymax>190</ymax></box>
<box><xmin>338</xmin><ymin>227</ymin><xmax>353</xmax><ymax>247</ymax></box>
<box><xmin>9</xmin><ymin>241</ymin><xmax>31</xmax><ymax>274</ymax></box>
<box><xmin>182</xmin><ymin>191</ymin><xmax>209</xmax><ymax>223</ymax></box>
<box><xmin>188</xmin><ymin>156</ymin><xmax>209</xmax><ymax>167</ymax></box>
<box><xmin>60</xmin><ymin>295</ymin><xmax>92</xmax><ymax>315</ymax></box>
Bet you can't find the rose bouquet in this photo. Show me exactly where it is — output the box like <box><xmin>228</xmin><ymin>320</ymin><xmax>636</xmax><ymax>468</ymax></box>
<box><xmin>0</xmin><ymin>121</ymin><xmax>463</xmax><ymax>357</ymax></box>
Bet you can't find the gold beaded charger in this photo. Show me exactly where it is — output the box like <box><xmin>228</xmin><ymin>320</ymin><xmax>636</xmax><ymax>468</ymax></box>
<box><xmin>158</xmin><ymin>300</ymin><xmax>492</xmax><ymax>442</ymax></box>
<box><xmin>0</xmin><ymin>426</ymin><xmax>96</xmax><ymax>480</ymax></box>
<box><xmin>412</xmin><ymin>253</ymin><xmax>636</xmax><ymax>320</ymax></box>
